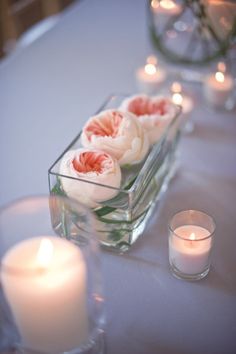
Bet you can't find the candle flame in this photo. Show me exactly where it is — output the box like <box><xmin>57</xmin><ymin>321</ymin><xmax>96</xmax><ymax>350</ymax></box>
<box><xmin>37</xmin><ymin>238</ymin><xmax>54</xmax><ymax>268</ymax></box>
<box><xmin>145</xmin><ymin>63</ymin><xmax>157</xmax><ymax>75</ymax></box>
<box><xmin>151</xmin><ymin>0</ymin><xmax>159</xmax><ymax>9</ymax></box>
<box><xmin>217</xmin><ymin>62</ymin><xmax>226</xmax><ymax>73</ymax></box>
<box><xmin>189</xmin><ymin>233</ymin><xmax>196</xmax><ymax>241</ymax></box>
<box><xmin>160</xmin><ymin>0</ymin><xmax>176</xmax><ymax>10</ymax></box>
<box><xmin>172</xmin><ymin>92</ymin><xmax>183</xmax><ymax>105</ymax></box>
<box><xmin>147</xmin><ymin>55</ymin><xmax>158</xmax><ymax>66</ymax></box>
<box><xmin>215</xmin><ymin>71</ymin><xmax>225</xmax><ymax>83</ymax></box>
<box><xmin>171</xmin><ymin>81</ymin><xmax>182</xmax><ymax>93</ymax></box>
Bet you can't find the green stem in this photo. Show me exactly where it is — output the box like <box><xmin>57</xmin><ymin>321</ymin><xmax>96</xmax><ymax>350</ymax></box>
<box><xmin>96</xmin><ymin>207</ymin><xmax>149</xmax><ymax>225</ymax></box>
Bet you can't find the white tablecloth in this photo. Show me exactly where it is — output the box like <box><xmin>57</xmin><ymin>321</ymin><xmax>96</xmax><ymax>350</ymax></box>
<box><xmin>0</xmin><ymin>1</ymin><xmax>236</xmax><ymax>353</ymax></box>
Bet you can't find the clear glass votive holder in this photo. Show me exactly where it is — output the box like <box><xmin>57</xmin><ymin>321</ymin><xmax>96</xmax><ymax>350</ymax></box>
<box><xmin>0</xmin><ymin>196</ymin><xmax>105</xmax><ymax>354</ymax></box>
<box><xmin>168</xmin><ymin>210</ymin><xmax>216</xmax><ymax>281</ymax></box>
<box><xmin>203</xmin><ymin>79</ymin><xmax>235</xmax><ymax>111</ymax></box>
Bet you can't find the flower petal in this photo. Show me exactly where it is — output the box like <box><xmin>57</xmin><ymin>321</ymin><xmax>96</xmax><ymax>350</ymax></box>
<box><xmin>59</xmin><ymin>149</ymin><xmax>121</xmax><ymax>208</ymax></box>
<box><xmin>120</xmin><ymin>94</ymin><xmax>177</xmax><ymax>144</ymax></box>
<box><xmin>81</xmin><ymin>110</ymin><xmax>149</xmax><ymax>165</ymax></box>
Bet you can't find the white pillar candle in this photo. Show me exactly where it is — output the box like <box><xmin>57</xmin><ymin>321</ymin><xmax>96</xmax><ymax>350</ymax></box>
<box><xmin>203</xmin><ymin>70</ymin><xmax>234</xmax><ymax>108</ymax></box>
<box><xmin>1</xmin><ymin>236</ymin><xmax>89</xmax><ymax>353</ymax></box>
<box><xmin>136</xmin><ymin>56</ymin><xmax>166</xmax><ymax>94</ymax></box>
<box><xmin>169</xmin><ymin>225</ymin><xmax>211</xmax><ymax>275</ymax></box>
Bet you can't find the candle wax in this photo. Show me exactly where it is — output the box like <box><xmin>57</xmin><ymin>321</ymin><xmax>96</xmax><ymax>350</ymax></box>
<box><xmin>169</xmin><ymin>225</ymin><xmax>211</xmax><ymax>275</ymax></box>
<box><xmin>136</xmin><ymin>66</ymin><xmax>166</xmax><ymax>94</ymax></box>
<box><xmin>1</xmin><ymin>236</ymin><xmax>89</xmax><ymax>353</ymax></box>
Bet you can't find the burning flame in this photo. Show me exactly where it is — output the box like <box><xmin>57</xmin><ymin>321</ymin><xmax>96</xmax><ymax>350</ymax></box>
<box><xmin>189</xmin><ymin>233</ymin><xmax>196</xmax><ymax>241</ymax></box>
<box><xmin>171</xmin><ymin>81</ymin><xmax>182</xmax><ymax>93</ymax></box>
<box><xmin>160</xmin><ymin>0</ymin><xmax>176</xmax><ymax>10</ymax></box>
<box><xmin>217</xmin><ymin>62</ymin><xmax>226</xmax><ymax>73</ymax></box>
<box><xmin>215</xmin><ymin>71</ymin><xmax>225</xmax><ymax>83</ymax></box>
<box><xmin>145</xmin><ymin>63</ymin><xmax>157</xmax><ymax>75</ymax></box>
<box><xmin>37</xmin><ymin>238</ymin><xmax>54</xmax><ymax>268</ymax></box>
<box><xmin>147</xmin><ymin>55</ymin><xmax>158</xmax><ymax>66</ymax></box>
<box><xmin>171</xmin><ymin>81</ymin><xmax>183</xmax><ymax>105</ymax></box>
<box><xmin>151</xmin><ymin>0</ymin><xmax>159</xmax><ymax>9</ymax></box>
<box><xmin>172</xmin><ymin>93</ymin><xmax>183</xmax><ymax>105</ymax></box>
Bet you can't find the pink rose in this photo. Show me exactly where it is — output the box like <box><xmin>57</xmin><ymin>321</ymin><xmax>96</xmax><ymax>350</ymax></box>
<box><xmin>120</xmin><ymin>94</ymin><xmax>177</xmax><ymax>144</ymax></box>
<box><xmin>59</xmin><ymin>149</ymin><xmax>121</xmax><ymax>208</ymax></box>
<box><xmin>81</xmin><ymin>109</ymin><xmax>149</xmax><ymax>165</ymax></box>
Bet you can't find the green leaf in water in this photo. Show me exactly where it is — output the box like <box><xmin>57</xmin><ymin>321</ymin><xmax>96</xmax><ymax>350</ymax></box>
<box><xmin>108</xmin><ymin>229</ymin><xmax>126</xmax><ymax>242</ymax></box>
<box><xmin>51</xmin><ymin>179</ymin><xmax>66</xmax><ymax>197</ymax></box>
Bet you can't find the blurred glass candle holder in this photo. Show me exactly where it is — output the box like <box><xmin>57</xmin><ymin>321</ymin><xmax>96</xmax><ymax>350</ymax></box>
<box><xmin>203</xmin><ymin>62</ymin><xmax>235</xmax><ymax>110</ymax></box>
<box><xmin>136</xmin><ymin>55</ymin><xmax>167</xmax><ymax>94</ymax></box>
<box><xmin>171</xmin><ymin>82</ymin><xmax>193</xmax><ymax>115</ymax></box>
<box><xmin>150</xmin><ymin>0</ymin><xmax>182</xmax><ymax>31</ymax></box>
<box><xmin>0</xmin><ymin>196</ymin><xmax>105</xmax><ymax>354</ymax></box>
<box><xmin>170</xmin><ymin>82</ymin><xmax>194</xmax><ymax>133</ymax></box>
<box><xmin>168</xmin><ymin>210</ymin><xmax>216</xmax><ymax>281</ymax></box>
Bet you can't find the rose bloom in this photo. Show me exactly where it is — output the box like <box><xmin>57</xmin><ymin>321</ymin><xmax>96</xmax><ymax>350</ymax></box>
<box><xmin>81</xmin><ymin>109</ymin><xmax>149</xmax><ymax>165</ymax></box>
<box><xmin>120</xmin><ymin>94</ymin><xmax>177</xmax><ymax>144</ymax></box>
<box><xmin>59</xmin><ymin>148</ymin><xmax>121</xmax><ymax>208</ymax></box>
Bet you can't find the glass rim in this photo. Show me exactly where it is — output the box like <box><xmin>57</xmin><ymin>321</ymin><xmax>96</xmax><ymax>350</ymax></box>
<box><xmin>168</xmin><ymin>209</ymin><xmax>216</xmax><ymax>241</ymax></box>
<box><xmin>0</xmin><ymin>194</ymin><xmax>94</xmax><ymax>275</ymax></box>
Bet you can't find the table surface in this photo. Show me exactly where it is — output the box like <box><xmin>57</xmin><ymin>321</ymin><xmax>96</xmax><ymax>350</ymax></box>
<box><xmin>1</xmin><ymin>1</ymin><xmax>236</xmax><ymax>353</ymax></box>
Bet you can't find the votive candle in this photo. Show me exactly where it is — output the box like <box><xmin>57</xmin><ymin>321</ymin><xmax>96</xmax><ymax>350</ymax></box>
<box><xmin>169</xmin><ymin>210</ymin><xmax>215</xmax><ymax>280</ymax></box>
<box><xmin>203</xmin><ymin>63</ymin><xmax>234</xmax><ymax>109</ymax></box>
<box><xmin>136</xmin><ymin>55</ymin><xmax>166</xmax><ymax>94</ymax></box>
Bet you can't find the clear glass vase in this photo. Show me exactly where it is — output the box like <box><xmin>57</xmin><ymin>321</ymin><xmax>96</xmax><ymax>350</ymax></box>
<box><xmin>148</xmin><ymin>0</ymin><xmax>236</xmax><ymax>66</ymax></box>
<box><xmin>49</xmin><ymin>95</ymin><xmax>183</xmax><ymax>253</ymax></box>
<box><xmin>0</xmin><ymin>196</ymin><xmax>105</xmax><ymax>354</ymax></box>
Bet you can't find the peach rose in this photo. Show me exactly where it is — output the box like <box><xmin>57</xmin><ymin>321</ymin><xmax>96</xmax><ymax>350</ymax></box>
<box><xmin>120</xmin><ymin>94</ymin><xmax>177</xmax><ymax>144</ymax></box>
<box><xmin>59</xmin><ymin>149</ymin><xmax>121</xmax><ymax>208</ymax></box>
<box><xmin>81</xmin><ymin>109</ymin><xmax>149</xmax><ymax>165</ymax></box>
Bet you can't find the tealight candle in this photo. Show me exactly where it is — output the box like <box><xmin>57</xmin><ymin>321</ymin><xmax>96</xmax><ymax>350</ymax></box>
<box><xmin>203</xmin><ymin>63</ymin><xmax>234</xmax><ymax>109</ymax></box>
<box><xmin>1</xmin><ymin>236</ymin><xmax>89</xmax><ymax>353</ymax></box>
<box><xmin>169</xmin><ymin>210</ymin><xmax>215</xmax><ymax>281</ymax></box>
<box><xmin>136</xmin><ymin>56</ymin><xmax>166</xmax><ymax>94</ymax></box>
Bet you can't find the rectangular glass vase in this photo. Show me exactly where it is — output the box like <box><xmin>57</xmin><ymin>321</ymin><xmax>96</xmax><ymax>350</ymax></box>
<box><xmin>48</xmin><ymin>94</ymin><xmax>182</xmax><ymax>253</ymax></box>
